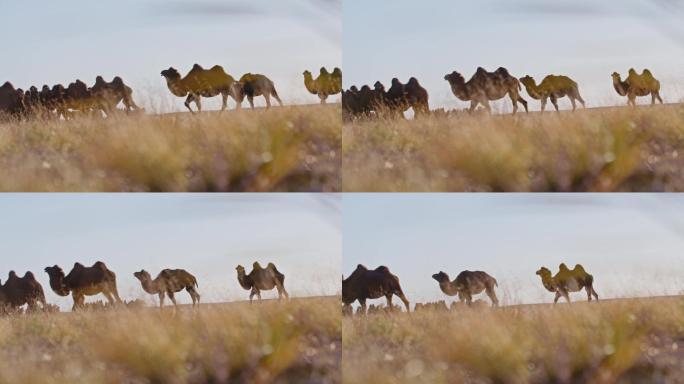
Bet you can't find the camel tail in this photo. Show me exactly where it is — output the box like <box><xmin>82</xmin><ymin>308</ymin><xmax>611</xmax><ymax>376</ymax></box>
<box><xmin>192</xmin><ymin>275</ymin><xmax>199</xmax><ymax>288</ymax></box>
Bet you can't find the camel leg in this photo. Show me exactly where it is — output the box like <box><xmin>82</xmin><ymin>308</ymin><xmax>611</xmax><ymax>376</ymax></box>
<box><xmin>481</xmin><ymin>99</ymin><xmax>493</xmax><ymax>115</ymax></box>
<box><xmin>264</xmin><ymin>94</ymin><xmax>272</xmax><ymax>109</ymax></box>
<box><xmin>553</xmin><ymin>291</ymin><xmax>561</xmax><ymax>304</ymax></box>
<box><xmin>656</xmin><ymin>91</ymin><xmax>663</xmax><ymax>104</ymax></box>
<box><xmin>386</xmin><ymin>293</ymin><xmax>393</xmax><ymax>311</ymax></box>
<box><xmin>518</xmin><ymin>96</ymin><xmax>528</xmax><ymax>113</ymax></box>
<box><xmin>158</xmin><ymin>292</ymin><xmax>165</xmax><ymax>308</ymax></box>
<box><xmin>464</xmin><ymin>292</ymin><xmax>473</xmax><ymax>306</ymax></box>
<box><xmin>72</xmin><ymin>292</ymin><xmax>84</xmax><ymax>311</ymax></box>
<box><xmin>102</xmin><ymin>291</ymin><xmax>116</xmax><ymax>307</ymax></box>
<box><xmin>249</xmin><ymin>288</ymin><xmax>257</xmax><ymax>304</ymax></box>
<box><xmin>396</xmin><ymin>292</ymin><xmax>410</xmax><ymax>313</ymax></box>
<box><xmin>509</xmin><ymin>93</ymin><xmax>518</xmax><ymax>115</ymax></box>
<box><xmin>591</xmin><ymin>286</ymin><xmax>599</xmax><ymax>301</ymax></box>
<box><xmin>220</xmin><ymin>93</ymin><xmax>228</xmax><ymax>112</ymax></box>
<box><xmin>319</xmin><ymin>94</ymin><xmax>327</xmax><ymax>104</ymax></box>
<box><xmin>486</xmin><ymin>287</ymin><xmax>499</xmax><ymax>307</ymax></box>
<box><xmin>628</xmin><ymin>94</ymin><xmax>636</xmax><ymax>107</ymax></box>
<box><xmin>271</xmin><ymin>89</ymin><xmax>283</xmax><ymax>107</ymax></box>
<box><xmin>275</xmin><ymin>281</ymin><xmax>289</xmax><ymax>300</ymax></box>
<box><xmin>569</xmin><ymin>96</ymin><xmax>577</xmax><ymax>112</ymax></box>
<box><xmin>468</xmin><ymin>100</ymin><xmax>479</xmax><ymax>113</ymax></box>
<box><xmin>359</xmin><ymin>299</ymin><xmax>367</xmax><ymax>316</ymax></box>
<box><xmin>248</xmin><ymin>95</ymin><xmax>255</xmax><ymax>109</ymax></box>
<box><xmin>586</xmin><ymin>286</ymin><xmax>593</xmax><ymax>301</ymax></box>
<box><xmin>540</xmin><ymin>97</ymin><xmax>547</xmax><ymax>113</ymax></box>
<box><xmin>187</xmin><ymin>286</ymin><xmax>200</xmax><ymax>307</ymax></box>
<box><xmin>550</xmin><ymin>95</ymin><xmax>560</xmax><ymax>112</ymax></box>
<box><xmin>561</xmin><ymin>289</ymin><xmax>571</xmax><ymax>303</ymax></box>
<box><xmin>195</xmin><ymin>96</ymin><xmax>202</xmax><ymax>112</ymax></box>
<box><xmin>575</xmin><ymin>92</ymin><xmax>586</xmax><ymax>108</ymax></box>
<box><xmin>184</xmin><ymin>95</ymin><xmax>195</xmax><ymax>113</ymax></box>
<box><xmin>167</xmin><ymin>291</ymin><xmax>178</xmax><ymax>307</ymax></box>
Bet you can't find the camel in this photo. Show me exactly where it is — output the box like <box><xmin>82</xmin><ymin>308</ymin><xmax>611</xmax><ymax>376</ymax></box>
<box><xmin>90</xmin><ymin>76</ymin><xmax>140</xmax><ymax>115</ymax></box>
<box><xmin>161</xmin><ymin>64</ymin><xmax>238</xmax><ymax>113</ymax></box>
<box><xmin>233</xmin><ymin>73</ymin><xmax>283</xmax><ymax>109</ymax></box>
<box><xmin>0</xmin><ymin>271</ymin><xmax>47</xmax><ymax>312</ymax></box>
<box><xmin>519</xmin><ymin>75</ymin><xmax>586</xmax><ymax>112</ymax></box>
<box><xmin>236</xmin><ymin>262</ymin><xmax>289</xmax><ymax>303</ymax></box>
<box><xmin>304</xmin><ymin>67</ymin><xmax>342</xmax><ymax>104</ymax></box>
<box><xmin>133</xmin><ymin>269</ymin><xmax>200</xmax><ymax>308</ymax></box>
<box><xmin>432</xmin><ymin>270</ymin><xmax>499</xmax><ymax>307</ymax></box>
<box><xmin>612</xmin><ymin>69</ymin><xmax>663</xmax><ymax>107</ymax></box>
<box><xmin>536</xmin><ymin>263</ymin><xmax>599</xmax><ymax>303</ymax></box>
<box><xmin>0</xmin><ymin>82</ymin><xmax>26</xmax><ymax>118</ymax></box>
<box><xmin>342</xmin><ymin>264</ymin><xmax>410</xmax><ymax>314</ymax></box>
<box><xmin>44</xmin><ymin>261</ymin><xmax>122</xmax><ymax>311</ymax></box>
<box><xmin>444</xmin><ymin>67</ymin><xmax>528</xmax><ymax>114</ymax></box>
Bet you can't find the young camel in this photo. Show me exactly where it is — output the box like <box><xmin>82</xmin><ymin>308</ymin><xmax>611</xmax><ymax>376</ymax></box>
<box><xmin>519</xmin><ymin>75</ymin><xmax>586</xmax><ymax>112</ymax></box>
<box><xmin>134</xmin><ymin>269</ymin><xmax>200</xmax><ymax>308</ymax></box>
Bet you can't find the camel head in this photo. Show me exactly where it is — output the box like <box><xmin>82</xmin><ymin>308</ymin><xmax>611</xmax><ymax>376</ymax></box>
<box><xmin>536</xmin><ymin>267</ymin><xmax>551</xmax><ymax>277</ymax></box>
<box><xmin>519</xmin><ymin>75</ymin><xmax>536</xmax><ymax>87</ymax></box>
<box><xmin>444</xmin><ymin>71</ymin><xmax>465</xmax><ymax>86</ymax></box>
<box><xmin>161</xmin><ymin>67</ymin><xmax>181</xmax><ymax>80</ymax></box>
<box><xmin>133</xmin><ymin>270</ymin><xmax>151</xmax><ymax>283</ymax></box>
<box><xmin>44</xmin><ymin>265</ymin><xmax>70</xmax><ymax>297</ymax></box>
<box><xmin>611</xmin><ymin>72</ymin><xmax>621</xmax><ymax>81</ymax></box>
<box><xmin>432</xmin><ymin>271</ymin><xmax>450</xmax><ymax>284</ymax></box>
<box><xmin>303</xmin><ymin>70</ymin><xmax>312</xmax><ymax>77</ymax></box>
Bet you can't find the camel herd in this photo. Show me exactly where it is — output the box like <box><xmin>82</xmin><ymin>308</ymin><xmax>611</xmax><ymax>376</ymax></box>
<box><xmin>0</xmin><ymin>65</ymin><xmax>342</xmax><ymax>119</ymax></box>
<box><xmin>343</xmin><ymin>67</ymin><xmax>665</xmax><ymax>119</ymax></box>
<box><xmin>0</xmin><ymin>261</ymin><xmax>289</xmax><ymax>313</ymax></box>
<box><xmin>342</xmin><ymin>262</ymin><xmax>599</xmax><ymax>315</ymax></box>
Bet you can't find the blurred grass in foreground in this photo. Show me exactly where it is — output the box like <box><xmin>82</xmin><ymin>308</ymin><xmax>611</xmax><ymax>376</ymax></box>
<box><xmin>343</xmin><ymin>105</ymin><xmax>684</xmax><ymax>191</ymax></box>
<box><xmin>343</xmin><ymin>297</ymin><xmax>684</xmax><ymax>383</ymax></box>
<box><xmin>0</xmin><ymin>297</ymin><xmax>340</xmax><ymax>384</ymax></box>
<box><xmin>0</xmin><ymin>105</ymin><xmax>340</xmax><ymax>192</ymax></box>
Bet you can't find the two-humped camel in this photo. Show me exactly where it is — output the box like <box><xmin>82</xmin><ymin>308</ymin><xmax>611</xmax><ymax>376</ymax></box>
<box><xmin>304</xmin><ymin>67</ymin><xmax>342</xmax><ymax>104</ymax></box>
<box><xmin>342</xmin><ymin>264</ymin><xmax>410</xmax><ymax>314</ymax></box>
<box><xmin>45</xmin><ymin>261</ymin><xmax>122</xmax><ymax>311</ymax></box>
<box><xmin>236</xmin><ymin>262</ymin><xmax>289</xmax><ymax>303</ymax></box>
<box><xmin>519</xmin><ymin>74</ymin><xmax>585</xmax><ymax>112</ymax></box>
<box><xmin>432</xmin><ymin>270</ymin><xmax>499</xmax><ymax>307</ymax></box>
<box><xmin>233</xmin><ymin>73</ymin><xmax>283</xmax><ymax>109</ymax></box>
<box><xmin>161</xmin><ymin>64</ymin><xmax>239</xmax><ymax>113</ymax></box>
<box><xmin>134</xmin><ymin>269</ymin><xmax>200</xmax><ymax>308</ymax></box>
<box><xmin>612</xmin><ymin>68</ymin><xmax>663</xmax><ymax>107</ymax></box>
<box><xmin>444</xmin><ymin>67</ymin><xmax>528</xmax><ymax>114</ymax></box>
<box><xmin>536</xmin><ymin>263</ymin><xmax>599</xmax><ymax>303</ymax></box>
<box><xmin>0</xmin><ymin>271</ymin><xmax>47</xmax><ymax>312</ymax></box>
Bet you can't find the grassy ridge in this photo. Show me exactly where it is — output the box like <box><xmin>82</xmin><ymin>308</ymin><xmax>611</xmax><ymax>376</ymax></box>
<box><xmin>0</xmin><ymin>297</ymin><xmax>341</xmax><ymax>384</ymax></box>
<box><xmin>343</xmin><ymin>297</ymin><xmax>684</xmax><ymax>383</ymax></box>
<box><xmin>343</xmin><ymin>105</ymin><xmax>684</xmax><ymax>191</ymax></box>
<box><xmin>0</xmin><ymin>105</ymin><xmax>340</xmax><ymax>192</ymax></box>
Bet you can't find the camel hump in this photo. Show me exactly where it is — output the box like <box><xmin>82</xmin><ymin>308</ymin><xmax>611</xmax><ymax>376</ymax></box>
<box><xmin>355</xmin><ymin>264</ymin><xmax>368</xmax><ymax>271</ymax></box>
<box><xmin>495</xmin><ymin>67</ymin><xmax>510</xmax><ymax>76</ymax></box>
<box><xmin>1</xmin><ymin>81</ymin><xmax>14</xmax><ymax>89</ymax></box>
<box><xmin>24</xmin><ymin>271</ymin><xmax>35</xmax><ymax>279</ymax></box>
<box><xmin>192</xmin><ymin>63</ymin><xmax>204</xmax><ymax>71</ymax></box>
<box><xmin>642</xmin><ymin>69</ymin><xmax>654</xmax><ymax>78</ymax></box>
<box><xmin>573</xmin><ymin>264</ymin><xmax>587</xmax><ymax>274</ymax></box>
<box><xmin>73</xmin><ymin>262</ymin><xmax>85</xmax><ymax>269</ymax></box>
<box><xmin>374</xmin><ymin>266</ymin><xmax>390</xmax><ymax>273</ymax></box>
<box><xmin>8</xmin><ymin>271</ymin><xmax>17</xmax><ymax>278</ymax></box>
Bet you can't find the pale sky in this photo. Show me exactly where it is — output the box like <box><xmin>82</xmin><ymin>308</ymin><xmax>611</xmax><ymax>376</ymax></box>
<box><xmin>0</xmin><ymin>194</ymin><xmax>341</xmax><ymax>310</ymax></box>
<box><xmin>343</xmin><ymin>194</ymin><xmax>684</xmax><ymax>307</ymax></box>
<box><xmin>0</xmin><ymin>0</ymin><xmax>341</xmax><ymax>112</ymax></box>
<box><xmin>344</xmin><ymin>0</ymin><xmax>684</xmax><ymax>112</ymax></box>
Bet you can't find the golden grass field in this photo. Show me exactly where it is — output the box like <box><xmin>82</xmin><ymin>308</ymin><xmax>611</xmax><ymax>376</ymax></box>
<box><xmin>342</xmin><ymin>297</ymin><xmax>684</xmax><ymax>384</ymax></box>
<box><xmin>0</xmin><ymin>296</ymin><xmax>340</xmax><ymax>384</ymax></box>
<box><xmin>0</xmin><ymin>105</ymin><xmax>340</xmax><ymax>192</ymax></box>
<box><xmin>343</xmin><ymin>104</ymin><xmax>684</xmax><ymax>192</ymax></box>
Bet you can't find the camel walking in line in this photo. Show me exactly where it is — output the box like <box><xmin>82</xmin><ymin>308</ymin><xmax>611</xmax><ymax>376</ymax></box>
<box><xmin>537</xmin><ymin>263</ymin><xmax>599</xmax><ymax>304</ymax></box>
<box><xmin>519</xmin><ymin>74</ymin><xmax>586</xmax><ymax>112</ymax></box>
<box><xmin>342</xmin><ymin>264</ymin><xmax>410</xmax><ymax>314</ymax></box>
<box><xmin>236</xmin><ymin>262</ymin><xmax>289</xmax><ymax>303</ymax></box>
<box><xmin>233</xmin><ymin>73</ymin><xmax>283</xmax><ymax>109</ymax></box>
<box><xmin>134</xmin><ymin>269</ymin><xmax>200</xmax><ymax>309</ymax></box>
<box><xmin>161</xmin><ymin>64</ymin><xmax>239</xmax><ymax>113</ymax></box>
<box><xmin>432</xmin><ymin>270</ymin><xmax>499</xmax><ymax>307</ymax></box>
<box><xmin>45</xmin><ymin>261</ymin><xmax>122</xmax><ymax>311</ymax></box>
<box><xmin>612</xmin><ymin>69</ymin><xmax>663</xmax><ymax>107</ymax></box>
<box><xmin>444</xmin><ymin>67</ymin><xmax>528</xmax><ymax>114</ymax></box>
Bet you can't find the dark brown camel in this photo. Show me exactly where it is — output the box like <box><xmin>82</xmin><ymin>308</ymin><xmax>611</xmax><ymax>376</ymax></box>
<box><xmin>342</xmin><ymin>264</ymin><xmax>410</xmax><ymax>314</ymax></box>
<box><xmin>236</xmin><ymin>262</ymin><xmax>289</xmax><ymax>303</ymax></box>
<box><xmin>45</xmin><ymin>261</ymin><xmax>122</xmax><ymax>311</ymax></box>
<box><xmin>0</xmin><ymin>271</ymin><xmax>47</xmax><ymax>312</ymax></box>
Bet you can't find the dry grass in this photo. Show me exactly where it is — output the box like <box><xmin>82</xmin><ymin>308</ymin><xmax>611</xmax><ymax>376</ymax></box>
<box><xmin>0</xmin><ymin>297</ymin><xmax>341</xmax><ymax>384</ymax></box>
<box><xmin>343</xmin><ymin>105</ymin><xmax>684</xmax><ymax>191</ymax></box>
<box><xmin>343</xmin><ymin>297</ymin><xmax>684</xmax><ymax>384</ymax></box>
<box><xmin>0</xmin><ymin>105</ymin><xmax>340</xmax><ymax>191</ymax></box>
